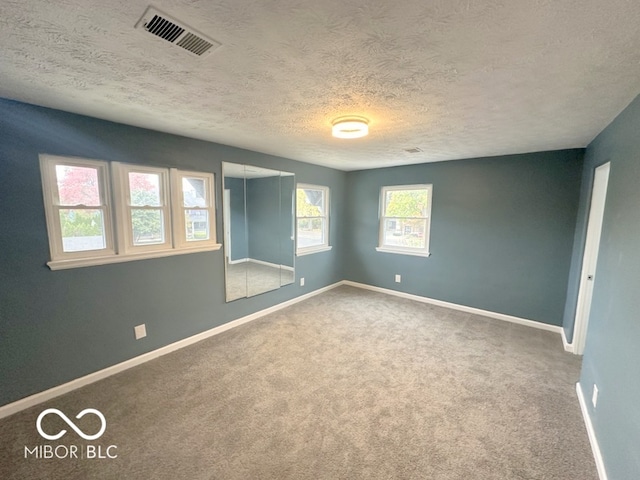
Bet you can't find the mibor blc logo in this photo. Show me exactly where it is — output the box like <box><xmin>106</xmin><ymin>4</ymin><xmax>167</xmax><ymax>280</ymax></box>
<box><xmin>37</xmin><ymin>408</ymin><xmax>106</xmax><ymax>441</ymax></box>
<box><xmin>25</xmin><ymin>408</ymin><xmax>117</xmax><ymax>460</ymax></box>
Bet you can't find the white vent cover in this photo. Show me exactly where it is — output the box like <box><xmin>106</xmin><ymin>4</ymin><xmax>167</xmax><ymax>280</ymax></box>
<box><xmin>135</xmin><ymin>7</ymin><xmax>221</xmax><ymax>57</ymax></box>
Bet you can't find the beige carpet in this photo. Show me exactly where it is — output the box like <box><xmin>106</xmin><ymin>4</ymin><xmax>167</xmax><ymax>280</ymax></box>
<box><xmin>0</xmin><ymin>286</ymin><xmax>597</xmax><ymax>479</ymax></box>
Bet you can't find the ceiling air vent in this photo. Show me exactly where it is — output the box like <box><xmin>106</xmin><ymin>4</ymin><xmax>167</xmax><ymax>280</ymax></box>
<box><xmin>135</xmin><ymin>7</ymin><xmax>221</xmax><ymax>58</ymax></box>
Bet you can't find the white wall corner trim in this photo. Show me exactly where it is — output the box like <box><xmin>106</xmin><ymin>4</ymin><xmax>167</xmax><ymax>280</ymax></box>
<box><xmin>0</xmin><ymin>281</ymin><xmax>343</xmax><ymax>420</ymax></box>
<box><xmin>343</xmin><ymin>281</ymin><xmax>564</xmax><ymax>334</ymax></box>
<box><xmin>576</xmin><ymin>382</ymin><xmax>609</xmax><ymax>480</ymax></box>
<box><xmin>561</xmin><ymin>328</ymin><xmax>575</xmax><ymax>353</ymax></box>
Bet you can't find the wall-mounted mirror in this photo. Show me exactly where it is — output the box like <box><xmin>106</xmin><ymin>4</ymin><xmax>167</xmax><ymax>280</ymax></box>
<box><xmin>223</xmin><ymin>162</ymin><xmax>295</xmax><ymax>302</ymax></box>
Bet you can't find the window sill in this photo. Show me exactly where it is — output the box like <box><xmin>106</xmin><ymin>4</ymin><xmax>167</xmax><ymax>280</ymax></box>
<box><xmin>375</xmin><ymin>247</ymin><xmax>431</xmax><ymax>258</ymax></box>
<box><xmin>296</xmin><ymin>245</ymin><xmax>333</xmax><ymax>257</ymax></box>
<box><xmin>47</xmin><ymin>244</ymin><xmax>222</xmax><ymax>271</ymax></box>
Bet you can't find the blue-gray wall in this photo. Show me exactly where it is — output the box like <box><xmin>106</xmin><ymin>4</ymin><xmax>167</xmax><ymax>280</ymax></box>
<box><xmin>0</xmin><ymin>98</ymin><xmax>346</xmax><ymax>406</ymax></box>
<box><xmin>571</xmin><ymin>95</ymin><xmax>640</xmax><ymax>478</ymax></box>
<box><xmin>344</xmin><ymin>151</ymin><xmax>583</xmax><ymax>326</ymax></box>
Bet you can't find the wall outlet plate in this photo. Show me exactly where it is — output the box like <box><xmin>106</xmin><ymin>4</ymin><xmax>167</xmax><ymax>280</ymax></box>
<box><xmin>300</xmin><ymin>277</ymin><xmax>305</xmax><ymax>286</ymax></box>
<box><xmin>134</xmin><ymin>324</ymin><xmax>147</xmax><ymax>340</ymax></box>
<box><xmin>395</xmin><ymin>274</ymin><xmax>401</xmax><ymax>283</ymax></box>
<box><xmin>592</xmin><ymin>384</ymin><xmax>599</xmax><ymax>408</ymax></box>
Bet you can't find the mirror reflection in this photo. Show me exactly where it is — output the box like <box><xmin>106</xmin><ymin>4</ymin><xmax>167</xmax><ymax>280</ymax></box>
<box><xmin>223</xmin><ymin>162</ymin><xmax>295</xmax><ymax>302</ymax></box>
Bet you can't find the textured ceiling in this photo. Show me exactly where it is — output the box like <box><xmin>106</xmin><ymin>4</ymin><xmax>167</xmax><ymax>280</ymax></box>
<box><xmin>1</xmin><ymin>0</ymin><xmax>639</xmax><ymax>171</ymax></box>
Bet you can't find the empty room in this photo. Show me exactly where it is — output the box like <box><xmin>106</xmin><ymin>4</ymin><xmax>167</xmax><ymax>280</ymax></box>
<box><xmin>0</xmin><ymin>1</ymin><xmax>638</xmax><ymax>479</ymax></box>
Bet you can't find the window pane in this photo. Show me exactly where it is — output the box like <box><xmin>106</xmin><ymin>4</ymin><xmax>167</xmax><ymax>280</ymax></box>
<box><xmin>56</xmin><ymin>165</ymin><xmax>101</xmax><ymax>206</ymax></box>
<box><xmin>131</xmin><ymin>209</ymin><xmax>164</xmax><ymax>245</ymax></box>
<box><xmin>185</xmin><ymin>209</ymin><xmax>209</xmax><ymax>241</ymax></box>
<box><xmin>297</xmin><ymin>188</ymin><xmax>324</xmax><ymax>216</ymax></box>
<box><xmin>59</xmin><ymin>209</ymin><xmax>106</xmax><ymax>252</ymax></box>
<box><xmin>129</xmin><ymin>172</ymin><xmax>161</xmax><ymax>207</ymax></box>
<box><xmin>382</xmin><ymin>218</ymin><xmax>427</xmax><ymax>249</ymax></box>
<box><xmin>182</xmin><ymin>177</ymin><xmax>207</xmax><ymax>207</ymax></box>
<box><xmin>297</xmin><ymin>218</ymin><xmax>324</xmax><ymax>248</ymax></box>
<box><xmin>384</xmin><ymin>189</ymin><xmax>428</xmax><ymax>217</ymax></box>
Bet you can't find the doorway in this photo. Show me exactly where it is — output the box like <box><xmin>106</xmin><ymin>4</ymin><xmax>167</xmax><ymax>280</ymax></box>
<box><xmin>572</xmin><ymin>162</ymin><xmax>610</xmax><ymax>355</ymax></box>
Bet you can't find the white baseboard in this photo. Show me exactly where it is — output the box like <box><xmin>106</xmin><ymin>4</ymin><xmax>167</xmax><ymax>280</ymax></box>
<box><xmin>0</xmin><ymin>280</ymin><xmax>568</xmax><ymax>419</ymax></box>
<box><xmin>576</xmin><ymin>382</ymin><xmax>608</xmax><ymax>480</ymax></box>
<box><xmin>248</xmin><ymin>258</ymin><xmax>294</xmax><ymax>272</ymax></box>
<box><xmin>0</xmin><ymin>281</ymin><xmax>343</xmax><ymax>420</ymax></box>
<box><xmin>343</xmin><ymin>281</ymin><xmax>564</xmax><ymax>334</ymax></box>
<box><xmin>228</xmin><ymin>257</ymin><xmax>249</xmax><ymax>265</ymax></box>
<box><xmin>561</xmin><ymin>328</ymin><xmax>575</xmax><ymax>353</ymax></box>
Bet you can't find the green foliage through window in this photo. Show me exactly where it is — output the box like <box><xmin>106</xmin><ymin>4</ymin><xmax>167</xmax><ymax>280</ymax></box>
<box><xmin>384</xmin><ymin>190</ymin><xmax>428</xmax><ymax>217</ymax></box>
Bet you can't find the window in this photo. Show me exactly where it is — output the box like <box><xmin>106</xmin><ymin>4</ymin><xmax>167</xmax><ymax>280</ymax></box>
<box><xmin>112</xmin><ymin>163</ymin><xmax>172</xmax><ymax>253</ymax></box>
<box><xmin>377</xmin><ymin>184</ymin><xmax>432</xmax><ymax>257</ymax></box>
<box><xmin>171</xmin><ymin>170</ymin><xmax>217</xmax><ymax>249</ymax></box>
<box><xmin>40</xmin><ymin>156</ymin><xmax>115</xmax><ymax>261</ymax></box>
<box><xmin>39</xmin><ymin>155</ymin><xmax>220</xmax><ymax>270</ymax></box>
<box><xmin>296</xmin><ymin>184</ymin><xmax>331</xmax><ymax>255</ymax></box>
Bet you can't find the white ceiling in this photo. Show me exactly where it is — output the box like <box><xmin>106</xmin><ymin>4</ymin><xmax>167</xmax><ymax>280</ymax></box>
<box><xmin>1</xmin><ymin>0</ymin><xmax>639</xmax><ymax>171</ymax></box>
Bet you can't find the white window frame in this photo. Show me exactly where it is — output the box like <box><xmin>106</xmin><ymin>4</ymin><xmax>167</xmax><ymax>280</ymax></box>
<box><xmin>39</xmin><ymin>155</ymin><xmax>221</xmax><ymax>271</ymax></box>
<box><xmin>376</xmin><ymin>184</ymin><xmax>433</xmax><ymax>257</ymax></box>
<box><xmin>39</xmin><ymin>155</ymin><xmax>116</xmax><ymax>262</ymax></box>
<box><xmin>170</xmin><ymin>169</ymin><xmax>217</xmax><ymax>250</ymax></box>
<box><xmin>296</xmin><ymin>183</ymin><xmax>332</xmax><ymax>256</ymax></box>
<box><xmin>112</xmin><ymin>162</ymin><xmax>172</xmax><ymax>255</ymax></box>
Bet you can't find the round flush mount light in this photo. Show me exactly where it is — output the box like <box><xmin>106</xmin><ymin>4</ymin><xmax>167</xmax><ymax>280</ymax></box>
<box><xmin>331</xmin><ymin>116</ymin><xmax>369</xmax><ymax>139</ymax></box>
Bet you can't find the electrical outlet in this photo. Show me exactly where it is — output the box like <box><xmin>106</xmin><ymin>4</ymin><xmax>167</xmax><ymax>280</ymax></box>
<box><xmin>134</xmin><ymin>324</ymin><xmax>147</xmax><ymax>340</ymax></box>
<box><xmin>592</xmin><ymin>384</ymin><xmax>599</xmax><ymax>408</ymax></box>
<box><xmin>300</xmin><ymin>277</ymin><xmax>305</xmax><ymax>286</ymax></box>
<box><xmin>395</xmin><ymin>274</ymin><xmax>401</xmax><ymax>283</ymax></box>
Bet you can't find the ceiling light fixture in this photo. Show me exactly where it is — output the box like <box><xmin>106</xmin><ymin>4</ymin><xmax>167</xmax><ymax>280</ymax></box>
<box><xmin>332</xmin><ymin>116</ymin><xmax>369</xmax><ymax>139</ymax></box>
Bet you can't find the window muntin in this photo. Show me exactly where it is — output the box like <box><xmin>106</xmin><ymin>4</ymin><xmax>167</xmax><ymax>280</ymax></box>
<box><xmin>378</xmin><ymin>184</ymin><xmax>432</xmax><ymax>257</ymax></box>
<box><xmin>296</xmin><ymin>184</ymin><xmax>330</xmax><ymax>254</ymax></box>
<box><xmin>40</xmin><ymin>155</ymin><xmax>220</xmax><ymax>270</ymax></box>
<box><xmin>40</xmin><ymin>156</ymin><xmax>115</xmax><ymax>260</ymax></box>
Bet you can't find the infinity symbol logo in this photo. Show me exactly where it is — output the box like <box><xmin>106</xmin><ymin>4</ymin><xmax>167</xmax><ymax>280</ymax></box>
<box><xmin>36</xmin><ymin>408</ymin><xmax>107</xmax><ymax>441</ymax></box>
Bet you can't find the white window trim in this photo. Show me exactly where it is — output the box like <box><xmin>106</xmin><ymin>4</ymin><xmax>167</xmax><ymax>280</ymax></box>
<box><xmin>170</xmin><ymin>169</ymin><xmax>218</xmax><ymax>250</ymax></box>
<box><xmin>377</xmin><ymin>184</ymin><xmax>433</xmax><ymax>257</ymax></box>
<box><xmin>297</xmin><ymin>245</ymin><xmax>333</xmax><ymax>256</ymax></box>
<box><xmin>40</xmin><ymin>155</ymin><xmax>221</xmax><ymax>271</ymax></box>
<box><xmin>112</xmin><ymin>162</ymin><xmax>173</xmax><ymax>254</ymax></box>
<box><xmin>296</xmin><ymin>183</ymin><xmax>331</xmax><ymax>256</ymax></box>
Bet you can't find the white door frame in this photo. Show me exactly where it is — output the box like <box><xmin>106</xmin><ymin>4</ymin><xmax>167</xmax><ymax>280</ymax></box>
<box><xmin>572</xmin><ymin>162</ymin><xmax>610</xmax><ymax>355</ymax></box>
<box><xmin>223</xmin><ymin>189</ymin><xmax>231</xmax><ymax>262</ymax></box>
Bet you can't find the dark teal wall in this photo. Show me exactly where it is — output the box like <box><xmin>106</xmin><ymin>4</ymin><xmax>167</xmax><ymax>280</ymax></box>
<box><xmin>574</xmin><ymin>95</ymin><xmax>640</xmax><ymax>479</ymax></box>
<box><xmin>0</xmin><ymin>98</ymin><xmax>346</xmax><ymax>406</ymax></box>
<box><xmin>344</xmin><ymin>151</ymin><xmax>583</xmax><ymax>325</ymax></box>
